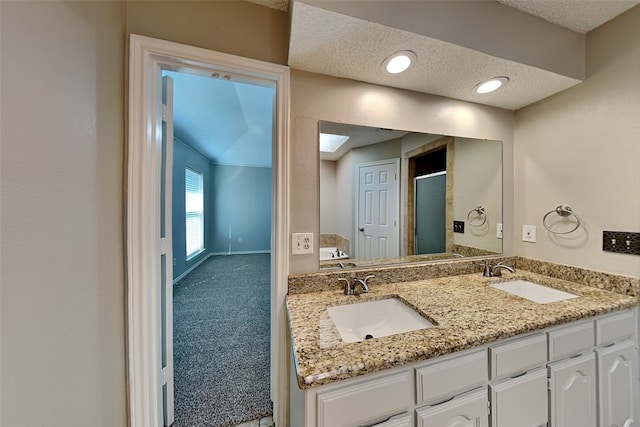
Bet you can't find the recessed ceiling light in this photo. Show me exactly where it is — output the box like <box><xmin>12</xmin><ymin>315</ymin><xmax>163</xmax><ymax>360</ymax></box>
<box><xmin>320</xmin><ymin>133</ymin><xmax>350</xmax><ymax>153</ymax></box>
<box><xmin>475</xmin><ymin>76</ymin><xmax>509</xmax><ymax>94</ymax></box>
<box><xmin>383</xmin><ymin>51</ymin><xmax>417</xmax><ymax>74</ymax></box>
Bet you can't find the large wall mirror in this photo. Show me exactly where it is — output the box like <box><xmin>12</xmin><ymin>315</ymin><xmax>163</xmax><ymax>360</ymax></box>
<box><xmin>319</xmin><ymin>121</ymin><xmax>503</xmax><ymax>270</ymax></box>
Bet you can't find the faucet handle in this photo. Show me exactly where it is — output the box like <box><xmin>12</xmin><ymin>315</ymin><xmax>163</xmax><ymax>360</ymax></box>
<box><xmin>338</xmin><ymin>278</ymin><xmax>351</xmax><ymax>295</ymax></box>
<box><xmin>362</xmin><ymin>275</ymin><xmax>375</xmax><ymax>284</ymax></box>
<box><xmin>483</xmin><ymin>262</ymin><xmax>491</xmax><ymax>277</ymax></box>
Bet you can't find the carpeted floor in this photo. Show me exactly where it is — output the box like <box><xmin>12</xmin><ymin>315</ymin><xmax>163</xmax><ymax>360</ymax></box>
<box><xmin>173</xmin><ymin>253</ymin><xmax>272</xmax><ymax>427</ymax></box>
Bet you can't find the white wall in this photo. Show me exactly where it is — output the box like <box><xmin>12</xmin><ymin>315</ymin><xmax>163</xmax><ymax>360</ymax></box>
<box><xmin>0</xmin><ymin>1</ymin><xmax>126</xmax><ymax>425</ymax></box>
<box><xmin>514</xmin><ymin>5</ymin><xmax>640</xmax><ymax>278</ymax></box>
<box><xmin>290</xmin><ymin>70</ymin><xmax>515</xmax><ymax>273</ymax></box>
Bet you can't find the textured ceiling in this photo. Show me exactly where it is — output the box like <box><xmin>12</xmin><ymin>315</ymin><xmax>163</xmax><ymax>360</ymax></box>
<box><xmin>496</xmin><ymin>0</ymin><xmax>640</xmax><ymax>33</ymax></box>
<box><xmin>253</xmin><ymin>0</ymin><xmax>640</xmax><ymax>34</ymax></box>
<box><xmin>288</xmin><ymin>0</ymin><xmax>639</xmax><ymax>110</ymax></box>
<box><xmin>289</xmin><ymin>2</ymin><xmax>582</xmax><ymax>110</ymax></box>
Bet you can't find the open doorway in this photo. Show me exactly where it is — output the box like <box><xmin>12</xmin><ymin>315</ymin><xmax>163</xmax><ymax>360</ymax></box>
<box><xmin>165</xmin><ymin>70</ymin><xmax>275</xmax><ymax>426</ymax></box>
<box><xmin>126</xmin><ymin>35</ymin><xmax>290</xmax><ymax>427</ymax></box>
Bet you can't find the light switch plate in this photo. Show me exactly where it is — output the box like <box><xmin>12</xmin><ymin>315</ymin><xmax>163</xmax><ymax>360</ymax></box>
<box><xmin>522</xmin><ymin>225</ymin><xmax>537</xmax><ymax>243</ymax></box>
<box><xmin>292</xmin><ymin>232</ymin><xmax>314</xmax><ymax>255</ymax></box>
<box><xmin>603</xmin><ymin>231</ymin><xmax>640</xmax><ymax>255</ymax></box>
<box><xmin>497</xmin><ymin>223</ymin><xmax>503</xmax><ymax>239</ymax></box>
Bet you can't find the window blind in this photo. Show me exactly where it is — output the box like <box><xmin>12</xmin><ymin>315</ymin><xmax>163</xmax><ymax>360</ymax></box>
<box><xmin>185</xmin><ymin>167</ymin><xmax>204</xmax><ymax>258</ymax></box>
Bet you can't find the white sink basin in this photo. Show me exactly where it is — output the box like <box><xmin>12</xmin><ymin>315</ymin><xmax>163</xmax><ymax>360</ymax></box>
<box><xmin>326</xmin><ymin>298</ymin><xmax>434</xmax><ymax>343</ymax></box>
<box><xmin>490</xmin><ymin>280</ymin><xmax>578</xmax><ymax>304</ymax></box>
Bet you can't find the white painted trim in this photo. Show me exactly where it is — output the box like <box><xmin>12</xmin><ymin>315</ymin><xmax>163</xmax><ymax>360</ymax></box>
<box><xmin>172</xmin><ymin>253</ymin><xmax>214</xmax><ymax>285</ymax></box>
<box><xmin>127</xmin><ymin>34</ymin><xmax>290</xmax><ymax>427</ymax></box>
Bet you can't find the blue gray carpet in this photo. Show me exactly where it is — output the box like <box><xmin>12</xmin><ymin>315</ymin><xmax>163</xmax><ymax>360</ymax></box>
<box><xmin>173</xmin><ymin>253</ymin><xmax>272</xmax><ymax>427</ymax></box>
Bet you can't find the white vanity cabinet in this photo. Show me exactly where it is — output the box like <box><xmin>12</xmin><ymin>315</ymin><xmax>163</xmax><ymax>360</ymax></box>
<box><xmin>594</xmin><ymin>310</ymin><xmax>639</xmax><ymax>427</ymax></box>
<box><xmin>488</xmin><ymin>333</ymin><xmax>548</xmax><ymax>427</ymax></box>
<box><xmin>546</xmin><ymin>308</ymin><xmax>640</xmax><ymax>427</ymax></box>
<box><xmin>547</xmin><ymin>318</ymin><xmax>598</xmax><ymax>427</ymax></box>
<box><xmin>290</xmin><ymin>308</ymin><xmax>639</xmax><ymax>427</ymax></box>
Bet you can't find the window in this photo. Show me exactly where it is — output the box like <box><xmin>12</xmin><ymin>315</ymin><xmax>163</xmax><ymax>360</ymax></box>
<box><xmin>185</xmin><ymin>167</ymin><xmax>204</xmax><ymax>259</ymax></box>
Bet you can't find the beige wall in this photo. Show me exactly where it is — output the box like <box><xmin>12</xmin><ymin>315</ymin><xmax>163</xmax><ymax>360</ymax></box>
<box><xmin>1</xmin><ymin>1</ymin><xmax>126</xmax><ymax>426</ymax></box>
<box><xmin>2</xmin><ymin>1</ymin><xmax>637</xmax><ymax>426</ymax></box>
<box><xmin>453</xmin><ymin>139</ymin><xmax>503</xmax><ymax>253</ymax></box>
<box><xmin>290</xmin><ymin>70</ymin><xmax>515</xmax><ymax>274</ymax></box>
<box><xmin>514</xmin><ymin>5</ymin><xmax>640</xmax><ymax>278</ymax></box>
<box><xmin>126</xmin><ymin>0</ymin><xmax>289</xmax><ymax>65</ymax></box>
<box><xmin>1</xmin><ymin>1</ymin><xmax>289</xmax><ymax>426</ymax></box>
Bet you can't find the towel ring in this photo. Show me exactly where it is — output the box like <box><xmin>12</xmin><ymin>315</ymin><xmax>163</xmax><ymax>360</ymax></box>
<box><xmin>467</xmin><ymin>206</ymin><xmax>487</xmax><ymax>227</ymax></box>
<box><xmin>543</xmin><ymin>205</ymin><xmax>581</xmax><ymax>234</ymax></box>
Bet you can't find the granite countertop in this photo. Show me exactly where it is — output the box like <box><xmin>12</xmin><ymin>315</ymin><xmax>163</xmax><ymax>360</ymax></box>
<box><xmin>286</xmin><ymin>270</ymin><xmax>638</xmax><ymax>390</ymax></box>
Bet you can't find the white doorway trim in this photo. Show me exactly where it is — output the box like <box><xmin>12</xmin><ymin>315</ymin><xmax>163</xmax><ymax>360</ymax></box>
<box><xmin>127</xmin><ymin>34</ymin><xmax>290</xmax><ymax>427</ymax></box>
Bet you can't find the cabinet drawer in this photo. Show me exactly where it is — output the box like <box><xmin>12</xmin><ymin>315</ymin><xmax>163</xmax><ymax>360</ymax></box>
<box><xmin>548</xmin><ymin>320</ymin><xmax>594</xmax><ymax>361</ymax></box>
<box><xmin>490</xmin><ymin>333</ymin><xmax>547</xmax><ymax>380</ymax></box>
<box><xmin>595</xmin><ymin>309</ymin><xmax>635</xmax><ymax>345</ymax></box>
<box><xmin>317</xmin><ymin>370</ymin><xmax>412</xmax><ymax>427</ymax></box>
<box><xmin>416</xmin><ymin>349</ymin><xmax>487</xmax><ymax>405</ymax></box>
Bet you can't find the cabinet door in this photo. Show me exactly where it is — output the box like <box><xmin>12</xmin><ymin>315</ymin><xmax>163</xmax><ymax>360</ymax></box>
<box><xmin>597</xmin><ymin>340</ymin><xmax>639</xmax><ymax>427</ymax></box>
<box><xmin>549</xmin><ymin>352</ymin><xmax>597</xmax><ymax>427</ymax></box>
<box><xmin>416</xmin><ymin>389</ymin><xmax>488</xmax><ymax>427</ymax></box>
<box><xmin>490</xmin><ymin>368</ymin><xmax>548</xmax><ymax>427</ymax></box>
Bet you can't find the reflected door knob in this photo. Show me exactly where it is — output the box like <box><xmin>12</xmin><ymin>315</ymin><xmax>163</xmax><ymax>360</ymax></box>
<box><xmin>359</xmin><ymin>227</ymin><xmax>364</xmax><ymax>232</ymax></box>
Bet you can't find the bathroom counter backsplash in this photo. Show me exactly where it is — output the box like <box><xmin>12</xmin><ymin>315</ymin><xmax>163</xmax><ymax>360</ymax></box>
<box><xmin>287</xmin><ymin>260</ymin><xmax>639</xmax><ymax>390</ymax></box>
<box><xmin>288</xmin><ymin>256</ymin><xmax>640</xmax><ymax>299</ymax></box>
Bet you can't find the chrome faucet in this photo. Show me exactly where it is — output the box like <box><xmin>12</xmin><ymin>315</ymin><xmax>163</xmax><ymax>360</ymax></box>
<box><xmin>338</xmin><ymin>274</ymin><xmax>375</xmax><ymax>295</ymax></box>
<box><xmin>354</xmin><ymin>275</ymin><xmax>375</xmax><ymax>295</ymax></box>
<box><xmin>483</xmin><ymin>261</ymin><xmax>515</xmax><ymax>277</ymax></box>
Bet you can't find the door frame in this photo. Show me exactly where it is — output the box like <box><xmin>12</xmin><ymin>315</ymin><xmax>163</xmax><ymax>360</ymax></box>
<box><xmin>404</xmin><ymin>136</ymin><xmax>454</xmax><ymax>255</ymax></box>
<box><xmin>354</xmin><ymin>158</ymin><xmax>400</xmax><ymax>259</ymax></box>
<box><xmin>126</xmin><ymin>34</ymin><xmax>290</xmax><ymax>427</ymax></box>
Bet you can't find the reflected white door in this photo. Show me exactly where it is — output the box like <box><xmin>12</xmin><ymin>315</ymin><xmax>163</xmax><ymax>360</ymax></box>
<box><xmin>356</xmin><ymin>160</ymin><xmax>399</xmax><ymax>259</ymax></box>
<box><xmin>161</xmin><ymin>75</ymin><xmax>175</xmax><ymax>426</ymax></box>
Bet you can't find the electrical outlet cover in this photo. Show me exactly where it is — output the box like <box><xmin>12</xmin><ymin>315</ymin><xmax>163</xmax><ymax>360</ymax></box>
<box><xmin>522</xmin><ymin>225</ymin><xmax>537</xmax><ymax>243</ymax></box>
<box><xmin>292</xmin><ymin>232</ymin><xmax>314</xmax><ymax>255</ymax></box>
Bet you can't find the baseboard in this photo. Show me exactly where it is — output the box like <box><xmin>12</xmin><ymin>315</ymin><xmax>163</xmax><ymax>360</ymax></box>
<box><xmin>210</xmin><ymin>250</ymin><xmax>272</xmax><ymax>256</ymax></box>
<box><xmin>173</xmin><ymin>253</ymin><xmax>214</xmax><ymax>284</ymax></box>
<box><xmin>173</xmin><ymin>250</ymin><xmax>272</xmax><ymax>284</ymax></box>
